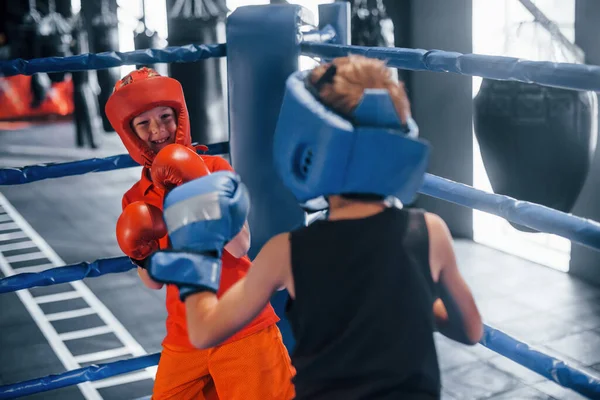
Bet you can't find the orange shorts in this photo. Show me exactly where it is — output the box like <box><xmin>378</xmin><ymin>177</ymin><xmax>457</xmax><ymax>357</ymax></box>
<box><xmin>152</xmin><ymin>325</ymin><xmax>296</xmax><ymax>400</ymax></box>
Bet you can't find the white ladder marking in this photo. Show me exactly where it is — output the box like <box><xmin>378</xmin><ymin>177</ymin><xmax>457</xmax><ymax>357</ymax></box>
<box><xmin>0</xmin><ymin>241</ymin><xmax>38</xmax><ymax>252</ymax></box>
<box><xmin>10</xmin><ymin>263</ymin><xmax>56</xmax><ymax>273</ymax></box>
<box><xmin>47</xmin><ymin>308</ymin><xmax>97</xmax><ymax>322</ymax></box>
<box><xmin>91</xmin><ymin>370</ymin><xmax>155</xmax><ymax>390</ymax></box>
<box><xmin>34</xmin><ymin>291</ymin><xmax>82</xmax><ymax>304</ymax></box>
<box><xmin>74</xmin><ymin>347</ymin><xmax>132</xmax><ymax>364</ymax></box>
<box><xmin>0</xmin><ymin>231</ymin><xmax>27</xmax><ymax>241</ymax></box>
<box><xmin>0</xmin><ymin>222</ymin><xmax>19</xmax><ymax>231</ymax></box>
<box><xmin>0</xmin><ymin>254</ymin><xmax>101</xmax><ymax>399</ymax></box>
<box><xmin>58</xmin><ymin>326</ymin><xmax>114</xmax><ymax>341</ymax></box>
<box><xmin>0</xmin><ymin>193</ymin><xmax>156</xmax><ymax>399</ymax></box>
<box><xmin>5</xmin><ymin>252</ymin><xmax>46</xmax><ymax>263</ymax></box>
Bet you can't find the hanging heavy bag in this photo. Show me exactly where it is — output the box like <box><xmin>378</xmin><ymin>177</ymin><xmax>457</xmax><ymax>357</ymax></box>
<box><xmin>474</xmin><ymin>80</ymin><xmax>597</xmax><ymax>232</ymax></box>
<box><xmin>37</xmin><ymin>0</ymin><xmax>73</xmax><ymax>83</ymax></box>
<box><xmin>14</xmin><ymin>2</ymin><xmax>42</xmax><ymax>60</ymax></box>
<box><xmin>347</xmin><ymin>0</ymin><xmax>394</xmax><ymax>48</ymax></box>
<box><xmin>134</xmin><ymin>28</ymin><xmax>168</xmax><ymax>75</ymax></box>
<box><xmin>54</xmin><ymin>0</ymin><xmax>72</xmax><ymax>17</ymax></box>
<box><xmin>87</xmin><ymin>0</ymin><xmax>119</xmax><ymax>133</ymax></box>
<box><xmin>473</xmin><ymin>15</ymin><xmax>598</xmax><ymax>233</ymax></box>
<box><xmin>134</xmin><ymin>0</ymin><xmax>168</xmax><ymax>75</ymax></box>
<box><xmin>13</xmin><ymin>5</ymin><xmax>52</xmax><ymax>109</ymax></box>
<box><xmin>167</xmin><ymin>0</ymin><xmax>229</xmax><ymax>145</ymax></box>
<box><xmin>71</xmin><ymin>14</ymin><xmax>102</xmax><ymax>148</ymax></box>
<box><xmin>30</xmin><ymin>72</ymin><xmax>53</xmax><ymax>109</ymax></box>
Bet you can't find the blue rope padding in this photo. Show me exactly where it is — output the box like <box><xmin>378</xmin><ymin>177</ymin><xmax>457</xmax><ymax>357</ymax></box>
<box><xmin>1</xmin><ymin>325</ymin><xmax>598</xmax><ymax>399</ymax></box>
<box><xmin>0</xmin><ymin>141</ymin><xmax>229</xmax><ymax>185</ymax></box>
<box><xmin>0</xmin><ymin>353</ymin><xmax>160</xmax><ymax>399</ymax></box>
<box><xmin>0</xmin><ymin>157</ymin><xmax>598</xmax><ymax>254</ymax></box>
<box><xmin>0</xmin><ymin>44</ymin><xmax>227</xmax><ymax>77</ymax></box>
<box><xmin>0</xmin><ymin>156</ymin><xmax>597</xmax><ymax>253</ymax></box>
<box><xmin>420</xmin><ymin>174</ymin><xmax>600</xmax><ymax>251</ymax></box>
<box><xmin>301</xmin><ymin>42</ymin><xmax>600</xmax><ymax>92</ymax></box>
<box><xmin>301</xmin><ymin>25</ymin><xmax>337</xmax><ymax>44</ymax></box>
<box><xmin>0</xmin><ymin>256</ymin><xmax>133</xmax><ymax>294</ymax></box>
<box><xmin>481</xmin><ymin>325</ymin><xmax>600</xmax><ymax>399</ymax></box>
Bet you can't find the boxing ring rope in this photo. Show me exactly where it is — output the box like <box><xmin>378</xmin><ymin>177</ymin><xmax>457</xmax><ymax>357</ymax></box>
<box><xmin>2</xmin><ymin>21</ymin><xmax>600</xmax><ymax>400</ymax></box>
<box><xmin>301</xmin><ymin>43</ymin><xmax>600</xmax><ymax>92</ymax></box>
<box><xmin>0</xmin><ymin>354</ymin><xmax>160</xmax><ymax>400</ymax></box>
<box><xmin>1</xmin><ymin>154</ymin><xmax>599</xmax><ymax>250</ymax></box>
<box><xmin>0</xmin><ymin>325</ymin><xmax>597</xmax><ymax>399</ymax></box>
<box><xmin>0</xmin><ymin>256</ymin><xmax>132</xmax><ymax>294</ymax></box>
<box><xmin>1</xmin><ymin>169</ymin><xmax>600</xmax><ymax>398</ymax></box>
<box><xmin>421</xmin><ymin>175</ymin><xmax>600</xmax><ymax>250</ymax></box>
<box><xmin>0</xmin><ymin>142</ymin><xmax>229</xmax><ymax>185</ymax></box>
<box><xmin>481</xmin><ymin>327</ymin><xmax>600</xmax><ymax>399</ymax></box>
<box><xmin>3</xmin><ymin>35</ymin><xmax>600</xmax><ymax>92</ymax></box>
<box><xmin>0</xmin><ymin>44</ymin><xmax>226</xmax><ymax>76</ymax></box>
<box><xmin>2</xmin><ymin>173</ymin><xmax>600</xmax><ymax>290</ymax></box>
<box><xmin>0</xmin><ymin>26</ymin><xmax>333</xmax><ymax>77</ymax></box>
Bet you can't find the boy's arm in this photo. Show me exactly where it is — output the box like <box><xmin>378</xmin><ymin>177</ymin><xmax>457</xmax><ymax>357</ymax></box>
<box><xmin>138</xmin><ymin>266</ymin><xmax>164</xmax><ymax>290</ymax></box>
<box><xmin>224</xmin><ymin>221</ymin><xmax>251</xmax><ymax>258</ymax></box>
<box><xmin>185</xmin><ymin>233</ymin><xmax>290</xmax><ymax>349</ymax></box>
<box><xmin>208</xmin><ymin>156</ymin><xmax>251</xmax><ymax>258</ymax></box>
<box><xmin>426</xmin><ymin>213</ymin><xmax>483</xmax><ymax>345</ymax></box>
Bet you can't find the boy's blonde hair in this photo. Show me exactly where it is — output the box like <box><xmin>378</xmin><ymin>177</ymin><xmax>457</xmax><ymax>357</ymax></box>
<box><xmin>307</xmin><ymin>55</ymin><xmax>411</xmax><ymax>124</ymax></box>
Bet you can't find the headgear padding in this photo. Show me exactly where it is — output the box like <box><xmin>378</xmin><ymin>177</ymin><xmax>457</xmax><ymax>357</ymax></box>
<box><xmin>273</xmin><ymin>70</ymin><xmax>430</xmax><ymax>208</ymax></box>
<box><xmin>105</xmin><ymin>67</ymin><xmax>192</xmax><ymax>168</ymax></box>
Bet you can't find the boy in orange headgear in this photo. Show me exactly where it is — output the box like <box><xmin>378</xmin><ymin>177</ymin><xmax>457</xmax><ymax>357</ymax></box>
<box><xmin>105</xmin><ymin>68</ymin><xmax>295</xmax><ymax>400</ymax></box>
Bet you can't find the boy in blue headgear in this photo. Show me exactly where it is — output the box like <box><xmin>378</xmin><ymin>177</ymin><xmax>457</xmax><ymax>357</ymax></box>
<box><xmin>146</xmin><ymin>55</ymin><xmax>483</xmax><ymax>400</ymax></box>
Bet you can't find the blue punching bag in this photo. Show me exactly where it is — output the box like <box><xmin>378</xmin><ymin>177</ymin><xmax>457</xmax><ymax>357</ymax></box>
<box><xmin>226</xmin><ymin>3</ymin><xmax>350</xmax><ymax>351</ymax></box>
<box><xmin>474</xmin><ymin>80</ymin><xmax>598</xmax><ymax>232</ymax></box>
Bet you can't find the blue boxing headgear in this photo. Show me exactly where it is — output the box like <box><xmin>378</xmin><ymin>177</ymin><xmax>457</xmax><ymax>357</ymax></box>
<box><xmin>273</xmin><ymin>68</ymin><xmax>430</xmax><ymax>210</ymax></box>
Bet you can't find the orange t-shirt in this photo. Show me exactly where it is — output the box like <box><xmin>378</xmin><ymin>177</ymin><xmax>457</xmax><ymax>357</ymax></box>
<box><xmin>122</xmin><ymin>155</ymin><xmax>279</xmax><ymax>349</ymax></box>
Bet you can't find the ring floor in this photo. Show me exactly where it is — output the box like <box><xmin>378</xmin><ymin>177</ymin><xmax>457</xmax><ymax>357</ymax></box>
<box><xmin>1</xmin><ymin>121</ymin><xmax>600</xmax><ymax>400</ymax></box>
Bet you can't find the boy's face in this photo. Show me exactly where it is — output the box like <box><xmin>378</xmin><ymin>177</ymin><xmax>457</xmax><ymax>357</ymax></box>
<box><xmin>131</xmin><ymin>106</ymin><xmax>177</xmax><ymax>153</ymax></box>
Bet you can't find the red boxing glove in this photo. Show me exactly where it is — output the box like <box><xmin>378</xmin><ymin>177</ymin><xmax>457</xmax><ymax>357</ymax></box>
<box><xmin>116</xmin><ymin>202</ymin><xmax>167</xmax><ymax>261</ymax></box>
<box><xmin>151</xmin><ymin>144</ymin><xmax>211</xmax><ymax>191</ymax></box>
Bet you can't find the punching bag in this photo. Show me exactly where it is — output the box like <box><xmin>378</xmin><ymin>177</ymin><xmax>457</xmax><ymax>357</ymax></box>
<box><xmin>70</xmin><ymin>13</ymin><xmax>102</xmax><ymax>148</ymax></box>
<box><xmin>346</xmin><ymin>0</ymin><xmax>394</xmax><ymax>48</ymax></box>
<box><xmin>85</xmin><ymin>0</ymin><xmax>120</xmax><ymax>132</ymax></box>
<box><xmin>15</xmin><ymin>2</ymin><xmax>52</xmax><ymax>109</ymax></box>
<box><xmin>167</xmin><ymin>0</ymin><xmax>229</xmax><ymax>144</ymax></box>
<box><xmin>37</xmin><ymin>0</ymin><xmax>73</xmax><ymax>83</ymax></box>
<box><xmin>474</xmin><ymin>80</ymin><xmax>598</xmax><ymax>231</ymax></box>
<box><xmin>134</xmin><ymin>0</ymin><xmax>168</xmax><ymax>75</ymax></box>
<box><xmin>54</xmin><ymin>0</ymin><xmax>72</xmax><ymax>16</ymax></box>
<box><xmin>14</xmin><ymin>1</ymin><xmax>42</xmax><ymax>60</ymax></box>
<box><xmin>134</xmin><ymin>29</ymin><xmax>167</xmax><ymax>74</ymax></box>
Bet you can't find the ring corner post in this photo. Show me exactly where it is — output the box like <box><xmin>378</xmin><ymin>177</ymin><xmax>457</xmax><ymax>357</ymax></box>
<box><xmin>318</xmin><ymin>2</ymin><xmax>351</xmax><ymax>45</ymax></box>
<box><xmin>226</xmin><ymin>4</ymin><xmax>310</xmax><ymax>351</ymax></box>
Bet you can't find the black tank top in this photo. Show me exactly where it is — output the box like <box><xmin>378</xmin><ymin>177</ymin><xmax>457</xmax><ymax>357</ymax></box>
<box><xmin>286</xmin><ymin>207</ymin><xmax>440</xmax><ymax>400</ymax></box>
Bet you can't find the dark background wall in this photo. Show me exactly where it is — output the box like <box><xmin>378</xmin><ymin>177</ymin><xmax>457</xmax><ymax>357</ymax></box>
<box><xmin>385</xmin><ymin>0</ymin><xmax>474</xmax><ymax>239</ymax></box>
<box><xmin>570</xmin><ymin>0</ymin><xmax>600</xmax><ymax>285</ymax></box>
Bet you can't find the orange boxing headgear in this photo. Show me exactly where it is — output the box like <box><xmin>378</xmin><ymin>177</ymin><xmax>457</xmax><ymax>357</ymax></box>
<box><xmin>105</xmin><ymin>67</ymin><xmax>192</xmax><ymax>167</ymax></box>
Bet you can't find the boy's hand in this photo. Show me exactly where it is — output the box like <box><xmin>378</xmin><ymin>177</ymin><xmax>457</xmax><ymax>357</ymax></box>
<box><xmin>147</xmin><ymin>171</ymin><xmax>250</xmax><ymax>301</ymax></box>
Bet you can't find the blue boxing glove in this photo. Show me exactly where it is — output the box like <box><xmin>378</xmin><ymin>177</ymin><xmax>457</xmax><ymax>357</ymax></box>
<box><xmin>147</xmin><ymin>171</ymin><xmax>250</xmax><ymax>300</ymax></box>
